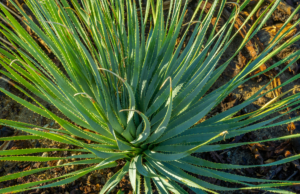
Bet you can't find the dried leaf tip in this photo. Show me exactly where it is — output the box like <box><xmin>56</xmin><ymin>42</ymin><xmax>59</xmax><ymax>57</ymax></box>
<box><xmin>43</xmin><ymin>21</ymin><xmax>74</xmax><ymax>34</ymax></box>
<box><xmin>9</xmin><ymin>59</ymin><xmax>20</xmax><ymax>66</ymax></box>
<box><xmin>98</xmin><ymin>68</ymin><xmax>126</xmax><ymax>82</ymax></box>
<box><xmin>9</xmin><ymin>59</ymin><xmax>41</xmax><ymax>76</ymax></box>
<box><xmin>219</xmin><ymin>131</ymin><xmax>228</xmax><ymax>141</ymax></box>
<box><xmin>219</xmin><ymin>131</ymin><xmax>228</xmax><ymax>136</ymax></box>
<box><xmin>0</xmin><ymin>77</ymin><xmax>15</xmax><ymax>87</ymax></box>
<box><xmin>120</xmin><ymin>109</ymin><xmax>141</xmax><ymax>115</ymax></box>
<box><xmin>160</xmin><ymin>77</ymin><xmax>172</xmax><ymax>92</ymax></box>
<box><xmin>74</xmin><ymin>92</ymin><xmax>95</xmax><ymax>102</ymax></box>
<box><xmin>225</xmin><ymin>2</ymin><xmax>241</xmax><ymax>18</ymax></box>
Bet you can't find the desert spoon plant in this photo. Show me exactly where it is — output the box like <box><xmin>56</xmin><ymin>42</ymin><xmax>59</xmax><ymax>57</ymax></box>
<box><xmin>1</xmin><ymin>0</ymin><xmax>300</xmax><ymax>193</ymax></box>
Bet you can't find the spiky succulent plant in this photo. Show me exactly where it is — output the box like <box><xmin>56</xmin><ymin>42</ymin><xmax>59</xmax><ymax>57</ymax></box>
<box><xmin>1</xmin><ymin>0</ymin><xmax>300</xmax><ymax>193</ymax></box>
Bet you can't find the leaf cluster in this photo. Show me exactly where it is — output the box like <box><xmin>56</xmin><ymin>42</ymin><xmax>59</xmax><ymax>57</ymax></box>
<box><xmin>0</xmin><ymin>0</ymin><xmax>300</xmax><ymax>193</ymax></box>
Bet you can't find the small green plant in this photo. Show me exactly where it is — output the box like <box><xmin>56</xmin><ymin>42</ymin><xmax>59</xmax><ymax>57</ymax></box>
<box><xmin>1</xmin><ymin>0</ymin><xmax>300</xmax><ymax>193</ymax></box>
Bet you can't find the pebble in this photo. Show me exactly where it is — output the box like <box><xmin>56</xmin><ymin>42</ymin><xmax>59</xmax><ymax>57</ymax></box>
<box><xmin>64</xmin><ymin>166</ymin><xmax>71</xmax><ymax>171</ymax></box>
<box><xmin>65</xmin><ymin>192</ymin><xmax>70</xmax><ymax>194</ymax></box>
<box><xmin>100</xmin><ymin>177</ymin><xmax>106</xmax><ymax>185</ymax></box>
<box><xmin>70</xmin><ymin>189</ymin><xmax>81</xmax><ymax>194</ymax></box>
<box><xmin>242</xmin><ymin>157</ymin><xmax>247</xmax><ymax>165</ymax></box>
<box><xmin>0</xmin><ymin>127</ymin><xmax>14</xmax><ymax>137</ymax></box>
<box><xmin>49</xmin><ymin>121</ymin><xmax>55</xmax><ymax>127</ymax></box>
<box><xmin>0</xmin><ymin>77</ymin><xmax>10</xmax><ymax>91</ymax></box>
<box><xmin>107</xmin><ymin>172</ymin><xmax>114</xmax><ymax>180</ymax></box>
<box><xmin>87</xmin><ymin>174</ymin><xmax>93</xmax><ymax>182</ymax></box>
<box><xmin>57</xmin><ymin>160</ymin><xmax>63</xmax><ymax>166</ymax></box>
<box><xmin>227</xmin><ymin>151</ymin><xmax>231</xmax><ymax>157</ymax></box>
<box><xmin>258</xmin><ymin>96</ymin><xmax>268</xmax><ymax>105</ymax></box>
<box><xmin>41</xmin><ymin>152</ymin><xmax>48</xmax><ymax>157</ymax></box>
<box><xmin>35</xmin><ymin>141</ymin><xmax>41</xmax><ymax>148</ymax></box>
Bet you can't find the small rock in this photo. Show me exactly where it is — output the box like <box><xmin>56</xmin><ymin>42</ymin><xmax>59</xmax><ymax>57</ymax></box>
<box><xmin>64</xmin><ymin>166</ymin><xmax>71</xmax><ymax>172</ymax></box>
<box><xmin>70</xmin><ymin>189</ymin><xmax>82</xmax><ymax>194</ymax></box>
<box><xmin>227</xmin><ymin>151</ymin><xmax>231</xmax><ymax>157</ymax></box>
<box><xmin>107</xmin><ymin>172</ymin><xmax>114</xmax><ymax>179</ymax></box>
<box><xmin>286</xmin><ymin>0</ymin><xmax>294</xmax><ymax>6</ymax></box>
<box><xmin>33</xmin><ymin>162</ymin><xmax>41</xmax><ymax>168</ymax></box>
<box><xmin>0</xmin><ymin>127</ymin><xmax>14</xmax><ymax>137</ymax></box>
<box><xmin>100</xmin><ymin>177</ymin><xmax>106</xmax><ymax>185</ymax></box>
<box><xmin>0</xmin><ymin>76</ymin><xmax>10</xmax><ymax>91</ymax></box>
<box><xmin>87</xmin><ymin>174</ymin><xmax>93</xmax><ymax>183</ymax></box>
<box><xmin>49</xmin><ymin>121</ymin><xmax>55</xmax><ymax>127</ymax></box>
<box><xmin>65</xmin><ymin>192</ymin><xmax>70</xmax><ymax>194</ymax></box>
<box><xmin>57</xmin><ymin>160</ymin><xmax>63</xmax><ymax>166</ymax></box>
<box><xmin>258</xmin><ymin>96</ymin><xmax>269</xmax><ymax>106</ymax></box>
<box><xmin>35</xmin><ymin>141</ymin><xmax>41</xmax><ymax>148</ymax></box>
<box><xmin>42</xmin><ymin>152</ymin><xmax>48</xmax><ymax>157</ymax></box>
<box><xmin>30</xmin><ymin>139</ymin><xmax>37</xmax><ymax>145</ymax></box>
<box><xmin>221</xmin><ymin>93</ymin><xmax>242</xmax><ymax>113</ymax></box>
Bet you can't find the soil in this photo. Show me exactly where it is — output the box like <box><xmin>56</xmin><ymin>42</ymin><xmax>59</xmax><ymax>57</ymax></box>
<box><xmin>1</xmin><ymin>0</ymin><xmax>300</xmax><ymax>193</ymax></box>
